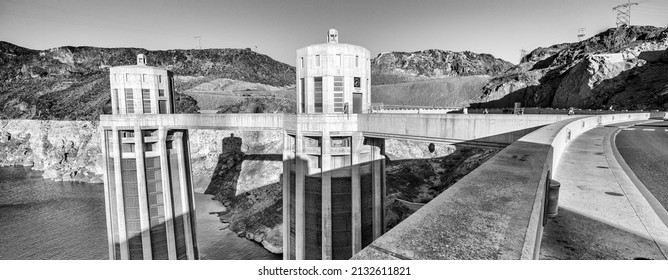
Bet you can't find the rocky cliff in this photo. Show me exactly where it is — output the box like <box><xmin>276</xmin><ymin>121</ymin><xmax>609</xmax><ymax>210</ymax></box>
<box><xmin>371</xmin><ymin>49</ymin><xmax>514</xmax><ymax>85</ymax></box>
<box><xmin>477</xmin><ymin>25</ymin><xmax>668</xmax><ymax>110</ymax></box>
<box><xmin>0</xmin><ymin>119</ymin><xmax>103</xmax><ymax>182</ymax></box>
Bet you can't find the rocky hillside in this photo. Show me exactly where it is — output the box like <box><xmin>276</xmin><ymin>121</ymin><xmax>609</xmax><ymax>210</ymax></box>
<box><xmin>383</xmin><ymin>140</ymin><xmax>499</xmax><ymax>230</ymax></box>
<box><xmin>0</xmin><ymin>41</ymin><xmax>295</xmax><ymax>120</ymax></box>
<box><xmin>371</xmin><ymin>75</ymin><xmax>491</xmax><ymax>107</ymax></box>
<box><xmin>477</xmin><ymin>25</ymin><xmax>668</xmax><ymax>110</ymax></box>
<box><xmin>0</xmin><ymin>119</ymin><xmax>102</xmax><ymax>183</ymax></box>
<box><xmin>371</xmin><ymin>49</ymin><xmax>514</xmax><ymax>85</ymax></box>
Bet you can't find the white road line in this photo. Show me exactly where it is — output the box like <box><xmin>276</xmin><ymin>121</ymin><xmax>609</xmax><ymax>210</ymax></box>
<box><xmin>642</xmin><ymin>128</ymin><xmax>655</xmax><ymax>131</ymax></box>
<box><xmin>622</xmin><ymin>128</ymin><xmax>635</xmax><ymax>131</ymax></box>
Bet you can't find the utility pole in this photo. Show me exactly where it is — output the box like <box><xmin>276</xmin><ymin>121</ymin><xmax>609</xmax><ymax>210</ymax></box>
<box><xmin>194</xmin><ymin>36</ymin><xmax>202</xmax><ymax>49</ymax></box>
<box><xmin>577</xmin><ymin>28</ymin><xmax>586</xmax><ymax>41</ymax></box>
<box><xmin>612</xmin><ymin>1</ymin><xmax>639</xmax><ymax>27</ymax></box>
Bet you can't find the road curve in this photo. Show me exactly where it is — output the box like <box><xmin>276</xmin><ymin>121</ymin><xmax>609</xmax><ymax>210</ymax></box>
<box><xmin>615</xmin><ymin>120</ymin><xmax>668</xmax><ymax>212</ymax></box>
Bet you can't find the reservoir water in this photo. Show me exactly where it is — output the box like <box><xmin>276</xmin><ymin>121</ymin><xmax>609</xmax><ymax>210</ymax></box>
<box><xmin>0</xmin><ymin>166</ymin><xmax>280</xmax><ymax>260</ymax></box>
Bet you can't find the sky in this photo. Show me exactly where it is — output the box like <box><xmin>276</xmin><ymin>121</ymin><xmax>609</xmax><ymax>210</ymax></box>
<box><xmin>1</xmin><ymin>0</ymin><xmax>667</xmax><ymax>65</ymax></box>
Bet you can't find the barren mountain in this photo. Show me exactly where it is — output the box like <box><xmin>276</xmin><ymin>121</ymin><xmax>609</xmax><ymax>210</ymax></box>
<box><xmin>371</xmin><ymin>49</ymin><xmax>514</xmax><ymax>85</ymax></box>
<box><xmin>0</xmin><ymin>42</ymin><xmax>295</xmax><ymax>120</ymax></box>
<box><xmin>476</xmin><ymin>25</ymin><xmax>668</xmax><ymax>110</ymax></box>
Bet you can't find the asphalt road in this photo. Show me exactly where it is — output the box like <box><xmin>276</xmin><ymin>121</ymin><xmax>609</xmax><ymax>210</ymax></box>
<box><xmin>615</xmin><ymin>120</ymin><xmax>668</xmax><ymax>211</ymax></box>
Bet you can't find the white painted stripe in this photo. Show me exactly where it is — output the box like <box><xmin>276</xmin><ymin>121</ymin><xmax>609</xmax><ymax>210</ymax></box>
<box><xmin>622</xmin><ymin>128</ymin><xmax>635</xmax><ymax>131</ymax></box>
<box><xmin>642</xmin><ymin>128</ymin><xmax>655</xmax><ymax>131</ymax></box>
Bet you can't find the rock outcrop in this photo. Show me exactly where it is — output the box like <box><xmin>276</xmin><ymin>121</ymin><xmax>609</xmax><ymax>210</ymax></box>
<box><xmin>0</xmin><ymin>119</ymin><xmax>102</xmax><ymax>182</ymax></box>
<box><xmin>477</xmin><ymin>25</ymin><xmax>668</xmax><ymax>110</ymax></box>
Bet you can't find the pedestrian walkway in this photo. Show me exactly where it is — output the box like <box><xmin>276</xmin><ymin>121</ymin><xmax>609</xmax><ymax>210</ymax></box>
<box><xmin>540</xmin><ymin>121</ymin><xmax>668</xmax><ymax>260</ymax></box>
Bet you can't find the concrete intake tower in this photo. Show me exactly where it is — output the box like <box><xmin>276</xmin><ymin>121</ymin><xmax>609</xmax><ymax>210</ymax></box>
<box><xmin>284</xmin><ymin>29</ymin><xmax>386</xmax><ymax>260</ymax></box>
<box><xmin>98</xmin><ymin>30</ymin><xmax>386</xmax><ymax>261</ymax></box>
<box><xmin>101</xmin><ymin>54</ymin><xmax>198</xmax><ymax>260</ymax></box>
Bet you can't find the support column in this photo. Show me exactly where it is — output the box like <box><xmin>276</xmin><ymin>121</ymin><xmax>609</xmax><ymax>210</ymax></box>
<box><xmin>157</xmin><ymin>127</ymin><xmax>177</xmax><ymax>259</ymax></box>
<box><xmin>351</xmin><ymin>132</ymin><xmax>363</xmax><ymax>254</ymax></box>
<box><xmin>380</xmin><ymin>139</ymin><xmax>386</xmax><ymax>234</ymax></box>
<box><xmin>174</xmin><ymin>131</ymin><xmax>196</xmax><ymax>259</ymax></box>
<box><xmin>282</xmin><ymin>132</ymin><xmax>292</xmax><ymax>260</ymax></box>
<box><xmin>152</xmin><ymin>75</ymin><xmax>159</xmax><ymax>114</ymax></box>
<box><xmin>183</xmin><ymin>131</ymin><xmax>199</xmax><ymax>258</ymax></box>
<box><xmin>112</xmin><ymin>128</ymin><xmax>129</xmax><ymax>259</ymax></box>
<box><xmin>372</xmin><ymin>138</ymin><xmax>382</xmax><ymax>240</ymax></box>
<box><xmin>134</xmin><ymin>126</ymin><xmax>153</xmax><ymax>259</ymax></box>
<box><xmin>167</xmin><ymin>76</ymin><xmax>174</xmax><ymax>114</ymax></box>
<box><xmin>100</xmin><ymin>128</ymin><xmax>114</xmax><ymax>260</ymax></box>
<box><xmin>111</xmin><ymin>90</ymin><xmax>119</xmax><ymax>115</ymax></box>
<box><xmin>295</xmin><ymin>131</ymin><xmax>306</xmax><ymax>260</ymax></box>
<box><xmin>321</xmin><ymin>131</ymin><xmax>332</xmax><ymax>260</ymax></box>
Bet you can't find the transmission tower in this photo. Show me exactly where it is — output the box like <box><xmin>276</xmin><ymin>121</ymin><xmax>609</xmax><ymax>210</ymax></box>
<box><xmin>612</xmin><ymin>1</ymin><xmax>639</xmax><ymax>27</ymax></box>
<box><xmin>577</xmin><ymin>28</ymin><xmax>586</xmax><ymax>41</ymax></box>
<box><xmin>520</xmin><ymin>49</ymin><xmax>528</xmax><ymax>62</ymax></box>
<box><xmin>194</xmin><ymin>36</ymin><xmax>202</xmax><ymax>49</ymax></box>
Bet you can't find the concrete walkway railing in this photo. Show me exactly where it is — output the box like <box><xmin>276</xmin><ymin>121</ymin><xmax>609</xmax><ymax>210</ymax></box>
<box><xmin>353</xmin><ymin>112</ymin><xmax>663</xmax><ymax>260</ymax></box>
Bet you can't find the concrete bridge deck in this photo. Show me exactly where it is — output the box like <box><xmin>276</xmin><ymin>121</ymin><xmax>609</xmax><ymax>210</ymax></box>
<box><xmin>353</xmin><ymin>112</ymin><xmax>668</xmax><ymax>260</ymax></box>
<box><xmin>100</xmin><ymin>111</ymin><xmax>668</xmax><ymax>259</ymax></box>
<box><xmin>101</xmin><ymin>113</ymin><xmax>574</xmax><ymax>147</ymax></box>
<box><xmin>540</xmin><ymin>121</ymin><xmax>668</xmax><ymax>260</ymax></box>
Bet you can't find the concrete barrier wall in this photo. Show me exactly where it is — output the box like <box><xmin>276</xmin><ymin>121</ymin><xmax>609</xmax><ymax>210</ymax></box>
<box><xmin>374</xmin><ymin>108</ymin><xmax>458</xmax><ymax>114</ymax></box>
<box><xmin>283</xmin><ymin>114</ymin><xmax>359</xmax><ymax>133</ymax></box>
<box><xmin>99</xmin><ymin>114</ymin><xmax>285</xmax><ymax>130</ymax></box>
<box><xmin>358</xmin><ymin>114</ymin><xmax>572</xmax><ymax>146</ymax></box>
<box><xmin>522</xmin><ymin>113</ymin><xmax>650</xmax><ymax>176</ymax></box>
<box><xmin>649</xmin><ymin>111</ymin><xmax>668</xmax><ymax>120</ymax></box>
<box><xmin>353</xmin><ymin>112</ymin><xmax>652</xmax><ymax>260</ymax></box>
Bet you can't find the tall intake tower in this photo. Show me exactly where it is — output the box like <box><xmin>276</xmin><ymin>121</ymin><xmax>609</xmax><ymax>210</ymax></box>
<box><xmin>284</xmin><ymin>29</ymin><xmax>386</xmax><ymax>260</ymax></box>
<box><xmin>101</xmin><ymin>54</ymin><xmax>198</xmax><ymax>260</ymax></box>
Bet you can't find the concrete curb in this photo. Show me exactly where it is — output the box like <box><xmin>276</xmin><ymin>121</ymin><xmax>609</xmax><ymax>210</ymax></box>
<box><xmin>605</xmin><ymin>124</ymin><xmax>668</xmax><ymax>258</ymax></box>
<box><xmin>610</xmin><ymin>126</ymin><xmax>668</xmax><ymax>228</ymax></box>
